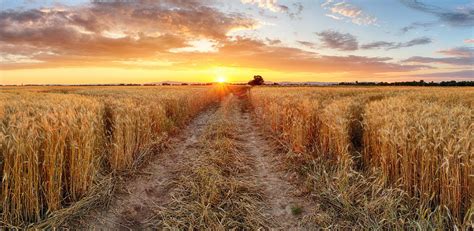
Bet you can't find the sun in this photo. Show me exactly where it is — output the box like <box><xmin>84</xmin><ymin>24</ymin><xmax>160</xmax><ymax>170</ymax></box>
<box><xmin>216</xmin><ymin>76</ymin><xmax>227</xmax><ymax>83</ymax></box>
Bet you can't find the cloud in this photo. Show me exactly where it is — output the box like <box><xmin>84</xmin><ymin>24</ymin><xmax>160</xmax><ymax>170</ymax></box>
<box><xmin>396</xmin><ymin>37</ymin><xmax>432</xmax><ymax>48</ymax></box>
<box><xmin>169</xmin><ymin>39</ymin><xmax>219</xmax><ymax>53</ymax></box>
<box><xmin>437</xmin><ymin>47</ymin><xmax>474</xmax><ymax>57</ymax></box>
<box><xmin>296</xmin><ymin>40</ymin><xmax>316</xmax><ymax>49</ymax></box>
<box><xmin>240</xmin><ymin>0</ymin><xmax>287</xmax><ymax>12</ymax></box>
<box><xmin>0</xmin><ymin>1</ymin><xmax>429</xmax><ymax>75</ymax></box>
<box><xmin>266</xmin><ymin>38</ymin><xmax>281</xmax><ymax>45</ymax></box>
<box><xmin>0</xmin><ymin>53</ymin><xmax>44</xmax><ymax>64</ymax></box>
<box><xmin>288</xmin><ymin>2</ymin><xmax>304</xmax><ymax>19</ymax></box>
<box><xmin>404</xmin><ymin>45</ymin><xmax>474</xmax><ymax>66</ymax></box>
<box><xmin>325</xmin><ymin>14</ymin><xmax>342</xmax><ymax>20</ymax></box>
<box><xmin>0</xmin><ymin>1</ymin><xmax>256</xmax><ymax>65</ymax></box>
<box><xmin>361</xmin><ymin>37</ymin><xmax>432</xmax><ymax>50</ymax></box>
<box><xmin>400</xmin><ymin>21</ymin><xmax>436</xmax><ymax>33</ymax></box>
<box><xmin>400</xmin><ymin>0</ymin><xmax>474</xmax><ymax>27</ymax></box>
<box><xmin>241</xmin><ymin>0</ymin><xmax>303</xmax><ymax>19</ymax></box>
<box><xmin>321</xmin><ymin>0</ymin><xmax>377</xmax><ymax>25</ymax></box>
<box><xmin>1</xmin><ymin>34</ymin><xmax>428</xmax><ymax>74</ymax></box>
<box><xmin>464</xmin><ymin>39</ymin><xmax>474</xmax><ymax>44</ymax></box>
<box><xmin>404</xmin><ymin>56</ymin><xmax>473</xmax><ymax>66</ymax></box>
<box><xmin>410</xmin><ymin>70</ymin><xmax>474</xmax><ymax>79</ymax></box>
<box><xmin>314</xmin><ymin>31</ymin><xmax>430</xmax><ymax>51</ymax></box>
<box><xmin>316</xmin><ymin>30</ymin><xmax>358</xmax><ymax>51</ymax></box>
<box><xmin>361</xmin><ymin>41</ymin><xmax>396</xmax><ymax>50</ymax></box>
<box><xmin>197</xmin><ymin>38</ymin><xmax>427</xmax><ymax>73</ymax></box>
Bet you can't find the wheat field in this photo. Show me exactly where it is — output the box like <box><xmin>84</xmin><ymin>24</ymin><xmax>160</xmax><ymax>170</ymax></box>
<box><xmin>0</xmin><ymin>86</ymin><xmax>225</xmax><ymax>226</ymax></box>
<box><xmin>0</xmin><ymin>85</ymin><xmax>473</xmax><ymax>229</ymax></box>
<box><xmin>250</xmin><ymin>86</ymin><xmax>473</xmax><ymax>227</ymax></box>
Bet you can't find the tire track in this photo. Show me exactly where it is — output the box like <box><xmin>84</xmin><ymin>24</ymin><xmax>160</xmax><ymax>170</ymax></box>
<box><xmin>236</xmin><ymin>99</ymin><xmax>317</xmax><ymax>230</ymax></box>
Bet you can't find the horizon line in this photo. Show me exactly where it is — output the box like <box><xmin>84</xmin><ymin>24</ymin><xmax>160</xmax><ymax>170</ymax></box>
<box><xmin>1</xmin><ymin>80</ymin><xmax>473</xmax><ymax>87</ymax></box>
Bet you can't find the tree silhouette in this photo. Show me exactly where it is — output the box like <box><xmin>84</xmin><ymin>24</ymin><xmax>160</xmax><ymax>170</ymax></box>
<box><xmin>248</xmin><ymin>75</ymin><xmax>264</xmax><ymax>86</ymax></box>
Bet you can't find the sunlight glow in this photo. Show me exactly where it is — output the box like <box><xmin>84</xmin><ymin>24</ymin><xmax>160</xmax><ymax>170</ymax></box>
<box><xmin>217</xmin><ymin>76</ymin><xmax>227</xmax><ymax>83</ymax></box>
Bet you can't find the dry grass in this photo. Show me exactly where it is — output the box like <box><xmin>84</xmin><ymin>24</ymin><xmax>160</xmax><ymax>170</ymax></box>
<box><xmin>0</xmin><ymin>86</ymin><xmax>224</xmax><ymax>228</ymax></box>
<box><xmin>285</xmin><ymin>152</ymin><xmax>416</xmax><ymax>229</ymax></box>
<box><xmin>152</xmin><ymin>96</ymin><xmax>269</xmax><ymax>230</ymax></box>
<box><xmin>250</xmin><ymin>86</ymin><xmax>473</xmax><ymax>228</ymax></box>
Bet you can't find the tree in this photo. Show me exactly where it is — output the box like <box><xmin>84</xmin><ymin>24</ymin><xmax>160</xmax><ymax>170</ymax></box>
<box><xmin>248</xmin><ymin>75</ymin><xmax>264</xmax><ymax>86</ymax></box>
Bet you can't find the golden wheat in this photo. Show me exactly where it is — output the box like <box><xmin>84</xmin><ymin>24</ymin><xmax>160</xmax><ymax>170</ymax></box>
<box><xmin>250</xmin><ymin>86</ymin><xmax>473</xmax><ymax>227</ymax></box>
<box><xmin>1</xmin><ymin>94</ymin><xmax>103</xmax><ymax>225</ymax></box>
<box><xmin>2</xmin><ymin>85</ymin><xmax>472</xmax><ymax>228</ymax></box>
<box><xmin>363</xmin><ymin>94</ymin><xmax>473</xmax><ymax>221</ymax></box>
<box><xmin>0</xmin><ymin>86</ymin><xmax>222</xmax><ymax>227</ymax></box>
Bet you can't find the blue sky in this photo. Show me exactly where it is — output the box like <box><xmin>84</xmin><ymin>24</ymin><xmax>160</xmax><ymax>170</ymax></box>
<box><xmin>0</xmin><ymin>0</ymin><xmax>472</xmax><ymax>83</ymax></box>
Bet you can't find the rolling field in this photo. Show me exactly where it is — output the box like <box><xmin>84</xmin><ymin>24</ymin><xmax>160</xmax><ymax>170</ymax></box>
<box><xmin>0</xmin><ymin>86</ymin><xmax>473</xmax><ymax>229</ymax></box>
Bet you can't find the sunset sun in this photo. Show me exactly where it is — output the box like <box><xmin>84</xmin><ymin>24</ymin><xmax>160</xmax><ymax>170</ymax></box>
<box><xmin>216</xmin><ymin>76</ymin><xmax>227</xmax><ymax>83</ymax></box>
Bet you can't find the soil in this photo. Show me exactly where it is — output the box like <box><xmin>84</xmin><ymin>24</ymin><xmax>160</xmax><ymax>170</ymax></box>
<box><xmin>77</xmin><ymin>107</ymin><xmax>218</xmax><ymax>230</ymax></box>
<box><xmin>75</xmin><ymin>98</ymin><xmax>316</xmax><ymax>230</ymax></box>
<box><xmin>236</xmin><ymin>101</ymin><xmax>316</xmax><ymax>230</ymax></box>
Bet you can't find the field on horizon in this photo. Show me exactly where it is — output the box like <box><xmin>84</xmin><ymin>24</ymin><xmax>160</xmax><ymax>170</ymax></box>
<box><xmin>0</xmin><ymin>85</ymin><xmax>472</xmax><ymax>229</ymax></box>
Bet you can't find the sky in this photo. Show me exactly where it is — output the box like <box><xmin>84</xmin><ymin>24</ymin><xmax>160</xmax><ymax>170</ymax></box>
<box><xmin>0</xmin><ymin>0</ymin><xmax>473</xmax><ymax>84</ymax></box>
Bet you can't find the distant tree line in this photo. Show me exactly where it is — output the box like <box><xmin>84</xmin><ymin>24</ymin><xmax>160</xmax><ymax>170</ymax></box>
<box><xmin>338</xmin><ymin>80</ymin><xmax>474</xmax><ymax>87</ymax></box>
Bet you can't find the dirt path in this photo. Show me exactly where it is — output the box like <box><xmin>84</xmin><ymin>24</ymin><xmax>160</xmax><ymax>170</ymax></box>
<box><xmin>73</xmin><ymin>97</ymin><xmax>315</xmax><ymax>230</ymax></box>
<box><xmin>76</xmin><ymin>106</ymin><xmax>218</xmax><ymax>230</ymax></box>
<box><xmin>235</xmin><ymin>100</ymin><xmax>316</xmax><ymax>230</ymax></box>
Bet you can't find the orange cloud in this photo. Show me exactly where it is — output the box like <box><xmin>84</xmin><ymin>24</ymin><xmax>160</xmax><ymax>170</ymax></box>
<box><xmin>1</xmin><ymin>1</ymin><xmax>428</xmax><ymax>76</ymax></box>
<box><xmin>0</xmin><ymin>1</ymin><xmax>255</xmax><ymax>65</ymax></box>
<box><xmin>167</xmin><ymin>38</ymin><xmax>430</xmax><ymax>73</ymax></box>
